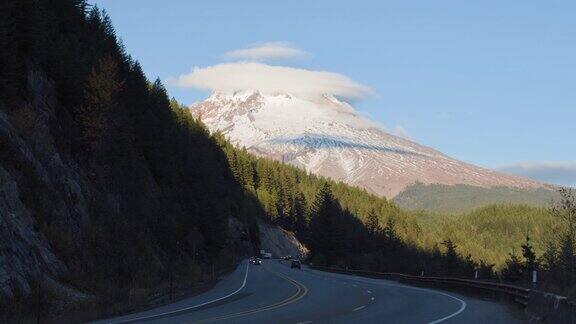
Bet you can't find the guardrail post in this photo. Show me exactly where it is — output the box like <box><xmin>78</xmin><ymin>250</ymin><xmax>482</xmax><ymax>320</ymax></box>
<box><xmin>474</xmin><ymin>270</ymin><xmax>478</xmax><ymax>279</ymax></box>
<box><xmin>420</xmin><ymin>270</ymin><xmax>424</xmax><ymax>277</ymax></box>
<box><xmin>532</xmin><ymin>270</ymin><xmax>537</xmax><ymax>288</ymax></box>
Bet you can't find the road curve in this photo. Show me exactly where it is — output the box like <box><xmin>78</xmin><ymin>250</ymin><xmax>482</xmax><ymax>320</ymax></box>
<box><xmin>98</xmin><ymin>259</ymin><xmax>519</xmax><ymax>323</ymax></box>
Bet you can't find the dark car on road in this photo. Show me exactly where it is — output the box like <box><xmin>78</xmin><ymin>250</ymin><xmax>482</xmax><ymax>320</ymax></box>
<box><xmin>291</xmin><ymin>259</ymin><xmax>301</xmax><ymax>269</ymax></box>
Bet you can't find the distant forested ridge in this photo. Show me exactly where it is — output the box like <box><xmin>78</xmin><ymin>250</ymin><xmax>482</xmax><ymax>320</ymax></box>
<box><xmin>414</xmin><ymin>205</ymin><xmax>556</xmax><ymax>268</ymax></box>
<box><xmin>394</xmin><ymin>182</ymin><xmax>558</xmax><ymax>214</ymax></box>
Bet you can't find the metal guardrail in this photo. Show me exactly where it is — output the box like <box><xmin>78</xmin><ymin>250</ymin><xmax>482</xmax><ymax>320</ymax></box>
<box><xmin>309</xmin><ymin>265</ymin><xmax>532</xmax><ymax>307</ymax></box>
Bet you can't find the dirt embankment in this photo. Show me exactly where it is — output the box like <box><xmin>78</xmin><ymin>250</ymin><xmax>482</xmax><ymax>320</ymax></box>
<box><xmin>257</xmin><ymin>220</ymin><xmax>308</xmax><ymax>258</ymax></box>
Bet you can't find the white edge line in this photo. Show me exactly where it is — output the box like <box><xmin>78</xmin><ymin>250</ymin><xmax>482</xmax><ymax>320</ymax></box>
<box><xmin>353</xmin><ymin>305</ymin><xmax>366</xmax><ymax>312</ymax></box>
<box><xmin>426</xmin><ymin>290</ymin><xmax>466</xmax><ymax>324</ymax></box>
<box><xmin>108</xmin><ymin>260</ymin><xmax>250</xmax><ymax>324</ymax></box>
<box><xmin>307</xmin><ymin>268</ymin><xmax>466</xmax><ymax>324</ymax></box>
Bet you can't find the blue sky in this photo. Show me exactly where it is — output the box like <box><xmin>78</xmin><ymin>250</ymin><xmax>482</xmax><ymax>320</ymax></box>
<box><xmin>90</xmin><ymin>0</ymin><xmax>575</xmax><ymax>186</ymax></box>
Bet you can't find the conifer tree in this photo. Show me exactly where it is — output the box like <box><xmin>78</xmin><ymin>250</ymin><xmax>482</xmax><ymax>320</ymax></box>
<box><xmin>521</xmin><ymin>236</ymin><xmax>537</xmax><ymax>273</ymax></box>
<box><xmin>75</xmin><ymin>55</ymin><xmax>121</xmax><ymax>148</ymax></box>
<box><xmin>309</xmin><ymin>183</ymin><xmax>345</xmax><ymax>265</ymax></box>
<box><xmin>441</xmin><ymin>239</ymin><xmax>459</xmax><ymax>275</ymax></box>
<box><xmin>383</xmin><ymin>218</ymin><xmax>399</xmax><ymax>245</ymax></box>
<box><xmin>366</xmin><ymin>209</ymin><xmax>381</xmax><ymax>236</ymax></box>
<box><xmin>502</xmin><ymin>252</ymin><xmax>523</xmax><ymax>281</ymax></box>
<box><xmin>293</xmin><ymin>192</ymin><xmax>308</xmax><ymax>240</ymax></box>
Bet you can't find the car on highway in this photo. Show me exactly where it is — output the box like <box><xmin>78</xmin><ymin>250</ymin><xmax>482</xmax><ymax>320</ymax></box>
<box><xmin>253</xmin><ymin>258</ymin><xmax>262</xmax><ymax>265</ymax></box>
<box><xmin>291</xmin><ymin>259</ymin><xmax>301</xmax><ymax>269</ymax></box>
<box><xmin>283</xmin><ymin>255</ymin><xmax>293</xmax><ymax>260</ymax></box>
<box><xmin>262</xmin><ymin>252</ymin><xmax>272</xmax><ymax>259</ymax></box>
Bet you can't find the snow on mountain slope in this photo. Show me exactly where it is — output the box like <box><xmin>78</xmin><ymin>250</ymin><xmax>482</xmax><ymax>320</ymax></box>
<box><xmin>191</xmin><ymin>90</ymin><xmax>546</xmax><ymax>198</ymax></box>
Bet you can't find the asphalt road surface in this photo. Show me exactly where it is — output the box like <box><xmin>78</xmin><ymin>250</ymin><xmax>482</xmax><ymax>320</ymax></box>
<box><xmin>99</xmin><ymin>259</ymin><xmax>519</xmax><ymax>323</ymax></box>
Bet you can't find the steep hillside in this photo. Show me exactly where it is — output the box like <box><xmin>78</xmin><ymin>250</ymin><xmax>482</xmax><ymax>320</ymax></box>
<box><xmin>191</xmin><ymin>91</ymin><xmax>549</xmax><ymax>201</ymax></box>
<box><xmin>0</xmin><ymin>1</ymin><xmax>267</xmax><ymax>319</ymax></box>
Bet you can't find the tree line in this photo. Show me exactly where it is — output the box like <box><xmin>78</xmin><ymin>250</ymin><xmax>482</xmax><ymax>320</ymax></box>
<box><xmin>216</xmin><ymin>136</ymin><xmax>487</xmax><ymax>277</ymax></box>
<box><xmin>499</xmin><ymin>188</ymin><xmax>576</xmax><ymax>296</ymax></box>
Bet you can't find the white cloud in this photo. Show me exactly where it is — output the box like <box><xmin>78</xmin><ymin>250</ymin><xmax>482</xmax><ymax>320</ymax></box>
<box><xmin>496</xmin><ymin>161</ymin><xmax>576</xmax><ymax>187</ymax></box>
<box><xmin>222</xmin><ymin>42</ymin><xmax>307</xmax><ymax>61</ymax></box>
<box><xmin>169</xmin><ymin>62</ymin><xmax>372</xmax><ymax>99</ymax></box>
<box><xmin>392</xmin><ymin>125</ymin><xmax>411</xmax><ymax>139</ymax></box>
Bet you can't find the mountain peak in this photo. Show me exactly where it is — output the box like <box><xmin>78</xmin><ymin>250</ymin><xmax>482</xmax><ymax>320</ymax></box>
<box><xmin>191</xmin><ymin>92</ymin><xmax>546</xmax><ymax>198</ymax></box>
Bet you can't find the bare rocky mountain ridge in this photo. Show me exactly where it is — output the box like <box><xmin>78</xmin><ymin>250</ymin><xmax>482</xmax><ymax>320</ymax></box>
<box><xmin>191</xmin><ymin>91</ymin><xmax>548</xmax><ymax>198</ymax></box>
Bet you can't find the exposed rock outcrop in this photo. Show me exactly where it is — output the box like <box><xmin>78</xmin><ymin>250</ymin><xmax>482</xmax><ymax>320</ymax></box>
<box><xmin>257</xmin><ymin>220</ymin><xmax>308</xmax><ymax>258</ymax></box>
<box><xmin>0</xmin><ymin>165</ymin><xmax>66</xmax><ymax>298</ymax></box>
<box><xmin>0</xmin><ymin>71</ymin><xmax>87</xmax><ymax>299</ymax></box>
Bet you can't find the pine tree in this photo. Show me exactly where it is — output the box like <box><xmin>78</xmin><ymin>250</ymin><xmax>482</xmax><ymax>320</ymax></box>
<box><xmin>521</xmin><ymin>235</ymin><xmax>537</xmax><ymax>273</ymax></box>
<box><xmin>241</xmin><ymin>157</ymin><xmax>255</xmax><ymax>189</ymax></box>
<box><xmin>383</xmin><ymin>218</ymin><xmax>399</xmax><ymax>245</ymax></box>
<box><xmin>547</xmin><ymin>188</ymin><xmax>576</xmax><ymax>287</ymax></box>
<box><xmin>293</xmin><ymin>192</ymin><xmax>308</xmax><ymax>241</ymax></box>
<box><xmin>441</xmin><ymin>239</ymin><xmax>459</xmax><ymax>275</ymax></box>
<box><xmin>75</xmin><ymin>55</ymin><xmax>121</xmax><ymax>149</ymax></box>
<box><xmin>309</xmin><ymin>183</ymin><xmax>345</xmax><ymax>265</ymax></box>
<box><xmin>553</xmin><ymin>188</ymin><xmax>576</xmax><ymax>241</ymax></box>
<box><xmin>502</xmin><ymin>252</ymin><xmax>523</xmax><ymax>281</ymax></box>
<box><xmin>366</xmin><ymin>209</ymin><xmax>381</xmax><ymax>236</ymax></box>
<box><xmin>558</xmin><ymin>235</ymin><xmax>576</xmax><ymax>287</ymax></box>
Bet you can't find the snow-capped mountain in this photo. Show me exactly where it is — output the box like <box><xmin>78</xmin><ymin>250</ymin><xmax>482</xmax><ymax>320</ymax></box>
<box><xmin>191</xmin><ymin>91</ymin><xmax>546</xmax><ymax>198</ymax></box>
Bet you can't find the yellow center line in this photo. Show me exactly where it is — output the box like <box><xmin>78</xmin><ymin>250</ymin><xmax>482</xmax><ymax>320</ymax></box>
<box><xmin>195</xmin><ymin>264</ymin><xmax>309</xmax><ymax>323</ymax></box>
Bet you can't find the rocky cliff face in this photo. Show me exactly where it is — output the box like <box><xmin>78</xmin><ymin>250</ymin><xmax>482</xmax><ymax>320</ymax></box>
<box><xmin>0</xmin><ymin>164</ymin><xmax>66</xmax><ymax>299</ymax></box>
<box><xmin>191</xmin><ymin>91</ymin><xmax>548</xmax><ymax>198</ymax></box>
<box><xmin>257</xmin><ymin>220</ymin><xmax>308</xmax><ymax>258</ymax></box>
<box><xmin>0</xmin><ymin>72</ymin><xmax>84</xmax><ymax>299</ymax></box>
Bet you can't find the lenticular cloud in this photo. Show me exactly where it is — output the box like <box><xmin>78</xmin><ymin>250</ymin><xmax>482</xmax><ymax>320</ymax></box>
<box><xmin>169</xmin><ymin>62</ymin><xmax>371</xmax><ymax>99</ymax></box>
<box><xmin>222</xmin><ymin>42</ymin><xmax>307</xmax><ymax>61</ymax></box>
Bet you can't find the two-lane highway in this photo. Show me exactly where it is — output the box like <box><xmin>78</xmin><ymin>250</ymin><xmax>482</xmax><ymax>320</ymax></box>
<box><xmin>100</xmin><ymin>259</ymin><xmax>519</xmax><ymax>323</ymax></box>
